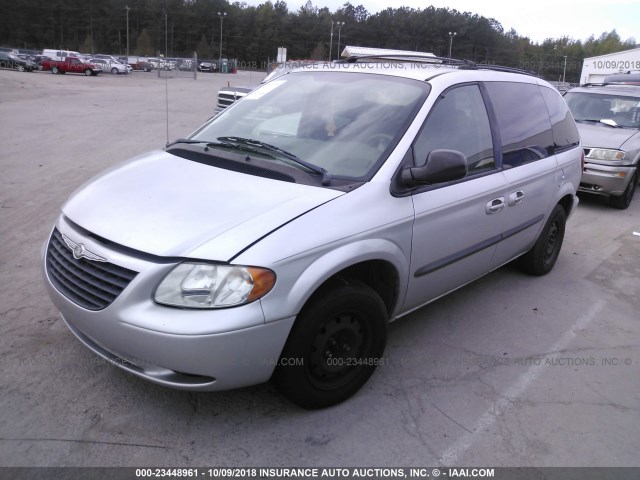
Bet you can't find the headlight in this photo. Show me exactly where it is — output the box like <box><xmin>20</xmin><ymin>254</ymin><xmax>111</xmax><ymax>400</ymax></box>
<box><xmin>586</xmin><ymin>148</ymin><xmax>626</xmax><ymax>162</ymax></box>
<box><xmin>154</xmin><ymin>263</ymin><xmax>276</xmax><ymax>309</ymax></box>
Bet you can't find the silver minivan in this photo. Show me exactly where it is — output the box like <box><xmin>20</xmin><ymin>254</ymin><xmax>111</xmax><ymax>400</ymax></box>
<box><xmin>43</xmin><ymin>58</ymin><xmax>582</xmax><ymax>409</ymax></box>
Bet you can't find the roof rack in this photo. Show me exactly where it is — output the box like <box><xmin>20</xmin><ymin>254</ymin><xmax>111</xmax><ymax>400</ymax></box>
<box><xmin>602</xmin><ymin>72</ymin><xmax>640</xmax><ymax>85</ymax></box>
<box><xmin>340</xmin><ymin>54</ymin><xmax>538</xmax><ymax>77</ymax></box>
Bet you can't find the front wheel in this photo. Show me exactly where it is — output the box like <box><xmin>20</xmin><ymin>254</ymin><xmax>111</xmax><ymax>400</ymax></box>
<box><xmin>84</xmin><ymin>69</ymin><xmax>92</xmax><ymax>76</ymax></box>
<box><xmin>111</xmin><ymin>67</ymin><xmax>119</xmax><ymax>75</ymax></box>
<box><xmin>518</xmin><ymin>204</ymin><xmax>566</xmax><ymax>275</ymax></box>
<box><xmin>609</xmin><ymin>170</ymin><xmax>637</xmax><ymax>209</ymax></box>
<box><xmin>272</xmin><ymin>280</ymin><xmax>388</xmax><ymax>409</ymax></box>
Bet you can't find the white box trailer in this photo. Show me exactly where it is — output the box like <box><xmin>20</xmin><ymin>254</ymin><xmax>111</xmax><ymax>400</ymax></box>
<box><xmin>580</xmin><ymin>47</ymin><xmax>640</xmax><ymax>84</ymax></box>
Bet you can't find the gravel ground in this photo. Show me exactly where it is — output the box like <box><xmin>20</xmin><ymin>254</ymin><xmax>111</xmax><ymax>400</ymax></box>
<box><xmin>1</xmin><ymin>68</ymin><xmax>639</xmax><ymax>470</ymax></box>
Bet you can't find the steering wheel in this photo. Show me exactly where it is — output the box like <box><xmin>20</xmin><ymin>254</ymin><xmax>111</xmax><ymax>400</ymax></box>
<box><xmin>365</xmin><ymin>133</ymin><xmax>393</xmax><ymax>151</ymax></box>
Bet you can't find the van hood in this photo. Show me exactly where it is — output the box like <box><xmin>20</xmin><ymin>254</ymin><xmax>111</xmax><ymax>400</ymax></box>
<box><xmin>62</xmin><ymin>150</ymin><xmax>342</xmax><ymax>260</ymax></box>
<box><xmin>576</xmin><ymin>122</ymin><xmax>639</xmax><ymax>150</ymax></box>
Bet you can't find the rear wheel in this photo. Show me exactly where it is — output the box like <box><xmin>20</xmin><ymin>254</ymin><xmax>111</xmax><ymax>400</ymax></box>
<box><xmin>51</xmin><ymin>66</ymin><xmax>59</xmax><ymax>74</ymax></box>
<box><xmin>518</xmin><ymin>204</ymin><xmax>566</xmax><ymax>275</ymax></box>
<box><xmin>609</xmin><ymin>170</ymin><xmax>637</xmax><ymax>209</ymax></box>
<box><xmin>273</xmin><ymin>280</ymin><xmax>388</xmax><ymax>409</ymax></box>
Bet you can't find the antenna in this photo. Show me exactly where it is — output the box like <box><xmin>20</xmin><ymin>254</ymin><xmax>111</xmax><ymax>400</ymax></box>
<box><xmin>165</xmin><ymin>77</ymin><xmax>170</xmax><ymax>147</ymax></box>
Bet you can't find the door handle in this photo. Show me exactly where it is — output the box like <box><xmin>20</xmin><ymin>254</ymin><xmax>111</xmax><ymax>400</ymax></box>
<box><xmin>485</xmin><ymin>197</ymin><xmax>505</xmax><ymax>214</ymax></box>
<box><xmin>508</xmin><ymin>190</ymin><xmax>525</xmax><ymax>206</ymax></box>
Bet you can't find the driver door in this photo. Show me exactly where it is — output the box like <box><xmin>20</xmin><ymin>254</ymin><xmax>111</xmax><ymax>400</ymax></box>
<box><xmin>402</xmin><ymin>84</ymin><xmax>508</xmax><ymax>312</ymax></box>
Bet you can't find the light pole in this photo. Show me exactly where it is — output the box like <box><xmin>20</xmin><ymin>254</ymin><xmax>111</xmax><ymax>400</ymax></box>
<box><xmin>562</xmin><ymin>55</ymin><xmax>568</xmax><ymax>83</ymax></box>
<box><xmin>125</xmin><ymin>5</ymin><xmax>130</xmax><ymax>59</ymax></box>
<box><xmin>448</xmin><ymin>31</ymin><xmax>457</xmax><ymax>58</ymax></box>
<box><xmin>218</xmin><ymin>11</ymin><xmax>226</xmax><ymax>71</ymax></box>
<box><xmin>336</xmin><ymin>22</ymin><xmax>345</xmax><ymax>60</ymax></box>
<box><xmin>329</xmin><ymin>21</ymin><xmax>334</xmax><ymax>61</ymax></box>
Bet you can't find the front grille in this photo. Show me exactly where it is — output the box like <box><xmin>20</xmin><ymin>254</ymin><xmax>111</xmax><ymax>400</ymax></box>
<box><xmin>46</xmin><ymin>228</ymin><xmax>138</xmax><ymax>311</ymax></box>
<box><xmin>217</xmin><ymin>91</ymin><xmax>248</xmax><ymax>108</ymax></box>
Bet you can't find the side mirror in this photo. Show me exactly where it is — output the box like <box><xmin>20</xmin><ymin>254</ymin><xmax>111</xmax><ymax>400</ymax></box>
<box><xmin>401</xmin><ymin>149</ymin><xmax>468</xmax><ymax>187</ymax></box>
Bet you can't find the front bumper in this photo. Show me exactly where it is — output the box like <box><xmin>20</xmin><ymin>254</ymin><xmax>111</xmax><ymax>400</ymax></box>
<box><xmin>579</xmin><ymin>162</ymin><xmax>636</xmax><ymax>197</ymax></box>
<box><xmin>42</xmin><ymin>218</ymin><xmax>294</xmax><ymax>391</ymax></box>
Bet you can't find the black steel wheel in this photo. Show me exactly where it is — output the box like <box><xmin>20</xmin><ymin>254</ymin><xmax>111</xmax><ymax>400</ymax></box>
<box><xmin>518</xmin><ymin>204</ymin><xmax>566</xmax><ymax>276</ymax></box>
<box><xmin>273</xmin><ymin>279</ymin><xmax>388</xmax><ymax>409</ymax></box>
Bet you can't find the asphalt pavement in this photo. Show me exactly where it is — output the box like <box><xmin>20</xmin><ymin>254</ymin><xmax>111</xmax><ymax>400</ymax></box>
<box><xmin>0</xmin><ymin>68</ymin><xmax>638</xmax><ymax>469</ymax></box>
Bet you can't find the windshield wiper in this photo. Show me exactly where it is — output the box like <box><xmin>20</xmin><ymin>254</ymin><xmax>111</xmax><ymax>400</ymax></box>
<box><xmin>166</xmin><ymin>138</ymin><xmax>210</xmax><ymax>147</ymax></box>
<box><xmin>577</xmin><ymin>119</ymin><xmax>621</xmax><ymax>128</ymax></box>
<box><xmin>218</xmin><ymin>136</ymin><xmax>331</xmax><ymax>186</ymax></box>
<box><xmin>166</xmin><ymin>138</ymin><xmax>268</xmax><ymax>156</ymax></box>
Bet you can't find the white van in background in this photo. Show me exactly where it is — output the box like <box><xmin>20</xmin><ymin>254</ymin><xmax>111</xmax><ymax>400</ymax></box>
<box><xmin>42</xmin><ymin>49</ymin><xmax>81</xmax><ymax>61</ymax></box>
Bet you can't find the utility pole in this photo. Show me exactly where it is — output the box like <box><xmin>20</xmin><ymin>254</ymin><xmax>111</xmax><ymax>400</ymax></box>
<box><xmin>448</xmin><ymin>31</ymin><xmax>457</xmax><ymax>58</ymax></box>
<box><xmin>125</xmin><ymin>5</ymin><xmax>130</xmax><ymax>59</ymax></box>
<box><xmin>218</xmin><ymin>11</ymin><xmax>227</xmax><ymax>70</ymax></box>
<box><xmin>562</xmin><ymin>55</ymin><xmax>568</xmax><ymax>83</ymax></box>
<box><xmin>329</xmin><ymin>21</ymin><xmax>334</xmax><ymax>61</ymax></box>
<box><xmin>336</xmin><ymin>22</ymin><xmax>345</xmax><ymax>60</ymax></box>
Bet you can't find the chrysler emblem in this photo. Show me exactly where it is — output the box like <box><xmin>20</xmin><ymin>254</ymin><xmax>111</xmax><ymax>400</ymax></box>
<box><xmin>61</xmin><ymin>233</ymin><xmax>107</xmax><ymax>262</ymax></box>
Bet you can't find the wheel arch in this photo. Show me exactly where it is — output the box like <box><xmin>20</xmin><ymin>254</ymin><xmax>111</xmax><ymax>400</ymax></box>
<box><xmin>260</xmin><ymin>239</ymin><xmax>408</xmax><ymax>323</ymax></box>
<box><xmin>557</xmin><ymin>192</ymin><xmax>578</xmax><ymax>219</ymax></box>
<box><xmin>307</xmin><ymin>259</ymin><xmax>400</xmax><ymax>319</ymax></box>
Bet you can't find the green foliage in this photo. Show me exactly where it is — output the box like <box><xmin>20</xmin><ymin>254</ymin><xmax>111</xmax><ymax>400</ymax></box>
<box><xmin>135</xmin><ymin>29</ymin><xmax>154</xmax><ymax>56</ymax></box>
<box><xmin>0</xmin><ymin>0</ymin><xmax>636</xmax><ymax>82</ymax></box>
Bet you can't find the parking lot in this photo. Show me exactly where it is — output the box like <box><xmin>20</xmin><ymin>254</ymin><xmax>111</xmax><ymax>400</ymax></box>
<box><xmin>0</xmin><ymin>68</ymin><xmax>639</xmax><ymax>468</ymax></box>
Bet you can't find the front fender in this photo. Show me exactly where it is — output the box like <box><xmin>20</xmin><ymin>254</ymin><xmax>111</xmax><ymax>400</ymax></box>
<box><xmin>259</xmin><ymin>238</ymin><xmax>410</xmax><ymax>323</ymax></box>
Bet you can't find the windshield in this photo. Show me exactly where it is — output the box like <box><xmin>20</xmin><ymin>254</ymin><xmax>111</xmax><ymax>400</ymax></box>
<box><xmin>190</xmin><ymin>71</ymin><xmax>430</xmax><ymax>180</ymax></box>
<box><xmin>564</xmin><ymin>91</ymin><xmax>640</xmax><ymax>129</ymax></box>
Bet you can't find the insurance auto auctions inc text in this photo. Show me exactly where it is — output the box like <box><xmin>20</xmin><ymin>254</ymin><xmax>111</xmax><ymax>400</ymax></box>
<box><xmin>255</xmin><ymin>468</ymin><xmax>495</xmax><ymax>477</ymax></box>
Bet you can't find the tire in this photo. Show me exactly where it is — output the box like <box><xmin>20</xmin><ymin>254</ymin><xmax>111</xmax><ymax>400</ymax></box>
<box><xmin>17</xmin><ymin>65</ymin><xmax>25</xmax><ymax>72</ymax></box>
<box><xmin>51</xmin><ymin>66</ymin><xmax>59</xmax><ymax>74</ymax></box>
<box><xmin>272</xmin><ymin>279</ymin><xmax>388</xmax><ymax>409</ymax></box>
<box><xmin>111</xmin><ymin>67</ymin><xmax>119</xmax><ymax>75</ymax></box>
<box><xmin>518</xmin><ymin>204</ymin><xmax>566</xmax><ymax>276</ymax></box>
<box><xmin>609</xmin><ymin>170</ymin><xmax>637</xmax><ymax>209</ymax></box>
<box><xmin>84</xmin><ymin>69</ymin><xmax>92</xmax><ymax>76</ymax></box>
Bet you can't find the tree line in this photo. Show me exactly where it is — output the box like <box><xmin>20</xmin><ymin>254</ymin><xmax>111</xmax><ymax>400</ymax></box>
<box><xmin>0</xmin><ymin>0</ymin><xmax>636</xmax><ymax>82</ymax></box>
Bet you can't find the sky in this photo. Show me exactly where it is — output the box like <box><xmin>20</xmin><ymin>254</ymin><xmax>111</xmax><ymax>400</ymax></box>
<box><xmin>242</xmin><ymin>0</ymin><xmax>639</xmax><ymax>44</ymax></box>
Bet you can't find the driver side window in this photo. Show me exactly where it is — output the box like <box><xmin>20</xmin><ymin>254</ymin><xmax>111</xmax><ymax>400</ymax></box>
<box><xmin>413</xmin><ymin>84</ymin><xmax>495</xmax><ymax>174</ymax></box>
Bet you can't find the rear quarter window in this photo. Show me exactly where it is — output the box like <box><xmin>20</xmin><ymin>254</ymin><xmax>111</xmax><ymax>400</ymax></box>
<box><xmin>484</xmin><ymin>82</ymin><xmax>554</xmax><ymax>169</ymax></box>
<box><xmin>540</xmin><ymin>86</ymin><xmax>580</xmax><ymax>152</ymax></box>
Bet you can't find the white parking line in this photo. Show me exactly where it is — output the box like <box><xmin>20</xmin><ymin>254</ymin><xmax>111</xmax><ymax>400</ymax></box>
<box><xmin>439</xmin><ymin>299</ymin><xmax>606</xmax><ymax>466</ymax></box>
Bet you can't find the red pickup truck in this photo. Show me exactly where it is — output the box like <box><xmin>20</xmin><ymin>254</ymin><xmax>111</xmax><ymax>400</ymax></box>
<box><xmin>41</xmin><ymin>57</ymin><xmax>102</xmax><ymax>76</ymax></box>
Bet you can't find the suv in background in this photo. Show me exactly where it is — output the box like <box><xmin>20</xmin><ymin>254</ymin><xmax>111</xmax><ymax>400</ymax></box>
<box><xmin>564</xmin><ymin>73</ymin><xmax>640</xmax><ymax>209</ymax></box>
<box><xmin>214</xmin><ymin>85</ymin><xmax>253</xmax><ymax>113</ymax></box>
<box><xmin>43</xmin><ymin>57</ymin><xmax>582</xmax><ymax>409</ymax></box>
<box><xmin>214</xmin><ymin>61</ymin><xmax>317</xmax><ymax>114</ymax></box>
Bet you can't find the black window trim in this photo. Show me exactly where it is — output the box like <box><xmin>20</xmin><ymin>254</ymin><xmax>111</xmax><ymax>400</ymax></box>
<box><xmin>391</xmin><ymin>81</ymin><xmax>501</xmax><ymax>197</ymax></box>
